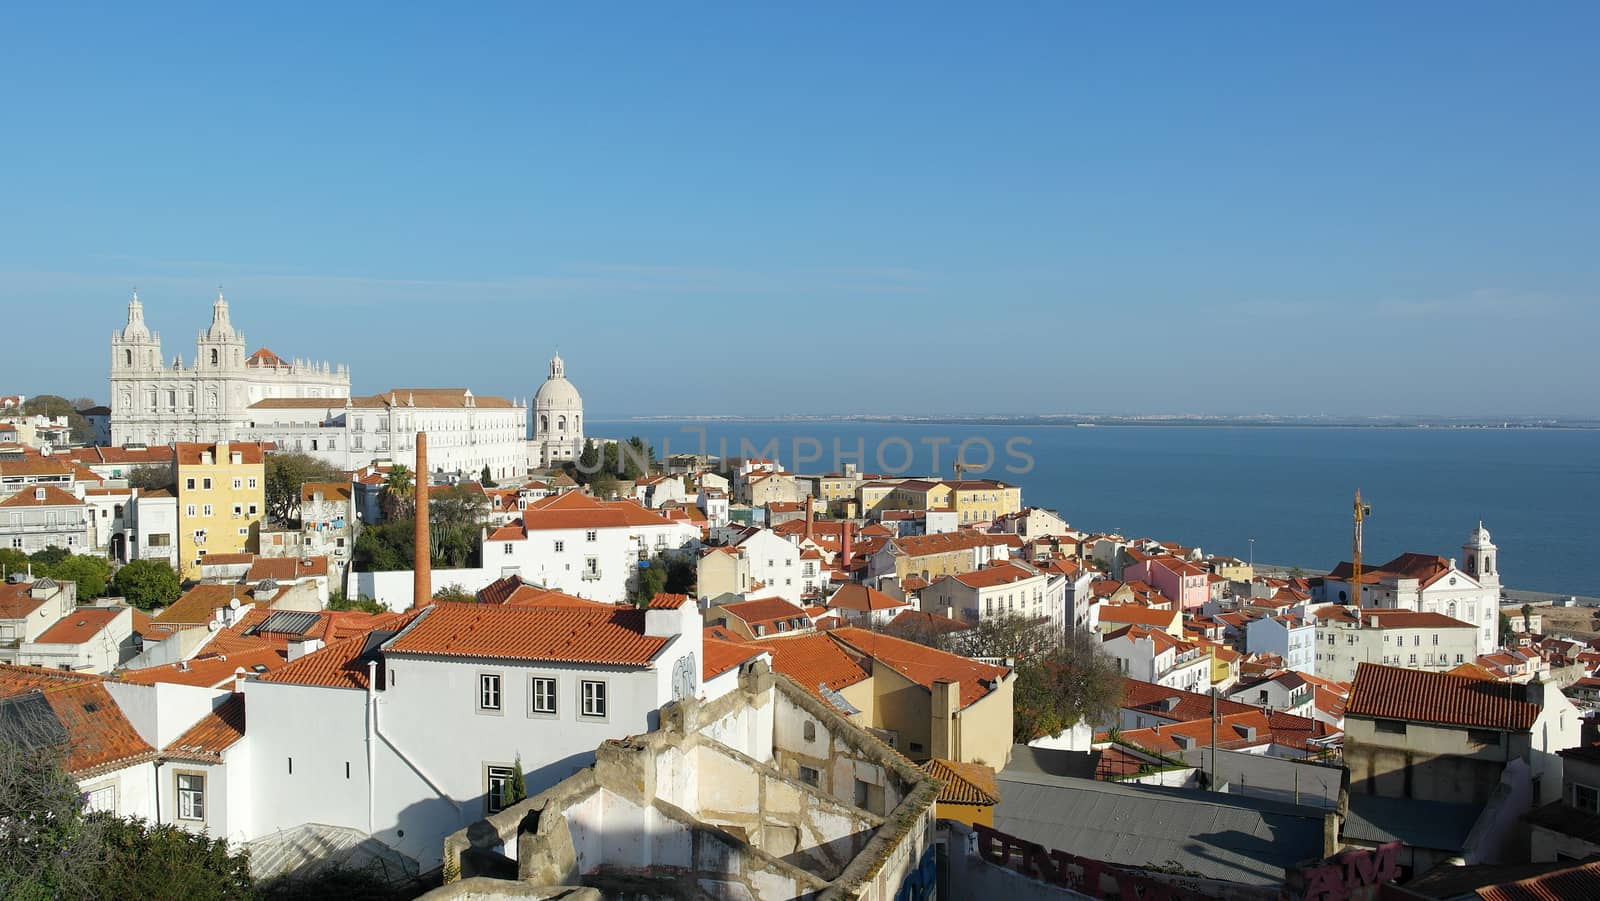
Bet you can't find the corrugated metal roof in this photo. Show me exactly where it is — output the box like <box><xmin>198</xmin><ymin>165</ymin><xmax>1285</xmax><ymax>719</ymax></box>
<box><xmin>994</xmin><ymin>769</ymin><xmax>1322</xmax><ymax>886</ymax></box>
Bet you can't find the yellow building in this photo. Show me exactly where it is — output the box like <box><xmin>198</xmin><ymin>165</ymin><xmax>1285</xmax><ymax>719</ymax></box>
<box><xmin>176</xmin><ymin>441</ymin><xmax>266</xmax><ymax>579</ymax></box>
<box><xmin>919</xmin><ymin>759</ymin><xmax>999</xmax><ymax>827</ymax></box>
<box><xmin>946</xmin><ymin>479</ymin><xmax>1022</xmax><ymax>525</ymax></box>
<box><xmin>856</xmin><ymin>480</ymin><xmax>901</xmax><ymax>516</ymax></box>
<box><xmin>1211</xmin><ymin>556</ymin><xmax>1254</xmax><ymax>583</ymax></box>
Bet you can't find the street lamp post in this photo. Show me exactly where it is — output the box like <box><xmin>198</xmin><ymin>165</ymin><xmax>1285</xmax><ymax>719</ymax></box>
<box><xmin>1248</xmin><ymin>537</ymin><xmax>1255</xmax><ymax>569</ymax></box>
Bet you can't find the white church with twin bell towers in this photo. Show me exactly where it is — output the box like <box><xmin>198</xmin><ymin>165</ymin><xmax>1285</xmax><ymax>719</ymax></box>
<box><xmin>109</xmin><ymin>290</ymin><xmax>350</xmax><ymax>447</ymax></box>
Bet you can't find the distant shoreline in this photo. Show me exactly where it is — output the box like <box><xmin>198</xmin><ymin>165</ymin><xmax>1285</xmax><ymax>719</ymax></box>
<box><xmin>599</xmin><ymin>417</ymin><xmax>1600</xmax><ymax>431</ymax></box>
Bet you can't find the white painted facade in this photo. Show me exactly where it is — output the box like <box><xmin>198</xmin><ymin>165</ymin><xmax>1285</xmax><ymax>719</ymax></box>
<box><xmin>529</xmin><ymin>354</ymin><xmax>583</xmax><ymax>469</ymax></box>
<box><xmin>1312</xmin><ymin>610</ymin><xmax>1482</xmax><ymax>683</ymax></box>
<box><xmin>126</xmin><ymin>489</ymin><xmax>180</xmax><ymax>568</ymax></box>
<box><xmin>482</xmin><ymin>519</ymin><xmax>699</xmax><ymax>604</ymax></box>
<box><xmin>0</xmin><ymin>487</ymin><xmax>92</xmax><ymax>555</ymax></box>
<box><xmin>1103</xmin><ymin>630</ymin><xmax>1211</xmax><ymax>694</ymax></box>
<box><xmin>1245</xmin><ymin>615</ymin><xmax>1317</xmax><ymax>675</ymax></box>
<box><xmin>733</xmin><ymin>529</ymin><xmax>803</xmax><ymax>605</ymax></box>
<box><xmin>14</xmin><ymin>605</ymin><xmax>133</xmax><ymax>673</ymax></box>
<box><xmin>110</xmin><ymin>292</ymin><xmax>350</xmax><ymax>447</ymax></box>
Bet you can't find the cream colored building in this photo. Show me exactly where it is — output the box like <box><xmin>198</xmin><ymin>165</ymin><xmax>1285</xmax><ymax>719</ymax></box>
<box><xmin>175</xmin><ymin>440</ymin><xmax>266</xmax><ymax>579</ymax></box>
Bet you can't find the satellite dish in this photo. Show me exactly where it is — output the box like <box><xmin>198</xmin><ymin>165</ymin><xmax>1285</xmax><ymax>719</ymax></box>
<box><xmin>228</xmin><ymin>598</ymin><xmax>241</xmax><ymax>610</ymax></box>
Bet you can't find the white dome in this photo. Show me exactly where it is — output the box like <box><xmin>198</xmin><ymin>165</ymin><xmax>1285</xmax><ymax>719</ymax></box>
<box><xmin>535</xmin><ymin>376</ymin><xmax>583</xmax><ymax>411</ymax></box>
<box><xmin>1466</xmin><ymin>521</ymin><xmax>1493</xmax><ymax>546</ymax></box>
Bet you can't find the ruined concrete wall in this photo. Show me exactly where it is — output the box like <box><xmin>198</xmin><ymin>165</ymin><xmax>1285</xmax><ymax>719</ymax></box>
<box><xmin>772</xmin><ymin>680</ymin><xmax>909</xmax><ymax>817</ymax></box>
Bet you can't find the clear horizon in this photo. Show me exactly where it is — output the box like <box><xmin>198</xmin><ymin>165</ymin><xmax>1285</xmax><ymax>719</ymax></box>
<box><xmin>3</xmin><ymin>4</ymin><xmax>1596</xmax><ymax>418</ymax></box>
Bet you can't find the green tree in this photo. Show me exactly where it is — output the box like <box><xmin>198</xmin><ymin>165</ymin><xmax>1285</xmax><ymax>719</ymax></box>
<box><xmin>28</xmin><ymin>546</ymin><xmax>70</xmax><ymax>571</ymax></box>
<box><xmin>0</xmin><ymin>730</ymin><xmax>105</xmax><ymax>900</ymax></box>
<box><xmin>328</xmin><ymin>591</ymin><xmax>388</xmax><ymax>614</ymax></box>
<box><xmin>264</xmin><ymin>452</ymin><xmax>345</xmax><ymax>525</ymax></box>
<box><xmin>571</xmin><ymin>440</ymin><xmax>601</xmax><ymax>486</ymax></box>
<box><xmin>353</xmin><ymin>521</ymin><xmax>414</xmax><ymax>572</ymax></box>
<box><xmin>111</xmin><ymin>560</ymin><xmax>182</xmax><ymax>610</ymax></box>
<box><xmin>969</xmin><ymin>623</ymin><xmax>1123</xmax><ymax>745</ymax></box>
<box><xmin>20</xmin><ymin>394</ymin><xmax>92</xmax><ymax>445</ymax></box>
<box><xmin>91</xmin><ymin>815</ymin><xmax>253</xmax><ymax>901</ymax></box>
<box><xmin>632</xmin><ymin>553</ymin><xmax>695</xmax><ymax>606</ymax></box>
<box><xmin>125</xmin><ymin>465</ymin><xmax>174</xmax><ymax>491</ymax></box>
<box><xmin>45</xmin><ymin>555</ymin><xmax>111</xmax><ymax>598</ymax></box>
<box><xmin>380</xmin><ymin>465</ymin><xmax>414</xmax><ymax>521</ymax></box>
<box><xmin>430</xmin><ymin>485</ymin><xmax>489</xmax><ymax>568</ymax></box>
<box><xmin>1498</xmin><ymin>612</ymin><xmax>1513</xmax><ymax>645</ymax></box>
<box><xmin>1521</xmin><ymin>602</ymin><xmax>1535</xmax><ymax>633</ymax></box>
<box><xmin>433</xmin><ymin>584</ymin><xmax>476</xmax><ymax>603</ymax></box>
<box><xmin>0</xmin><ymin>548</ymin><xmax>28</xmax><ymax>580</ymax></box>
<box><xmin>479</xmin><ymin>465</ymin><xmax>496</xmax><ymax>488</ymax></box>
<box><xmin>504</xmin><ymin>753</ymin><xmax>528</xmax><ymax>809</ymax></box>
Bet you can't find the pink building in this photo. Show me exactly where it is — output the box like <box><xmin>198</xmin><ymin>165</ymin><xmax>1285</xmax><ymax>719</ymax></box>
<box><xmin>1123</xmin><ymin>552</ymin><xmax>1209</xmax><ymax>611</ymax></box>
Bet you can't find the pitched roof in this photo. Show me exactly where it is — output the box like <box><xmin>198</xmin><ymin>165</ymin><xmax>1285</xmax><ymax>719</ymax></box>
<box><xmin>383</xmin><ymin>603</ymin><xmax>669</xmax><ymax>666</ymax></box>
<box><xmin>703</xmin><ymin>638</ymin><xmax>765</xmax><ymax>680</ymax></box>
<box><xmin>1120</xmin><ymin>678</ymin><xmax>1255</xmax><ymax>722</ymax></box>
<box><xmin>921</xmin><ymin>758</ymin><xmax>1000</xmax><ymax>805</ymax></box>
<box><xmin>246</xmin><ymin>556</ymin><xmax>330</xmax><ymax>581</ymax></box>
<box><xmin>1475</xmin><ymin>859</ymin><xmax>1600</xmax><ymax>901</ymax></box>
<box><xmin>948</xmin><ymin>561</ymin><xmax>1040</xmax><ymax>589</ymax></box>
<box><xmin>1312</xmin><ymin>605</ymin><xmax>1476</xmax><ymax>629</ymax></box>
<box><xmin>888</xmin><ymin>609</ymin><xmax>973</xmax><ymax>635</ymax></box>
<box><xmin>299</xmin><ymin>481</ymin><xmax>351</xmax><ymax>503</ymax></box>
<box><xmin>0</xmin><ymin>484</ymin><xmax>83</xmax><ymax>508</ymax></box>
<box><xmin>165</xmin><ymin>694</ymin><xmax>246</xmax><ymax>762</ymax></box>
<box><xmin>828</xmin><ymin>627</ymin><xmax>1009</xmax><ymax>708</ymax></box>
<box><xmin>491</xmin><ymin>490</ymin><xmax>682</xmax><ymax>536</ymax></box>
<box><xmin>827</xmin><ymin>584</ymin><xmax>908</xmax><ymax>612</ymax></box>
<box><xmin>174</xmin><ymin>441</ymin><xmax>267</xmax><ymax>466</ymax></box>
<box><xmin>0</xmin><ymin>582</ymin><xmax>51</xmax><ymax>619</ymax></box>
<box><xmin>0</xmin><ymin>667</ymin><xmax>156</xmax><ymax>776</ymax></box>
<box><xmin>887</xmin><ymin>530</ymin><xmax>1010</xmax><ymax>559</ymax></box>
<box><xmin>744</xmin><ymin>632</ymin><xmax>870</xmax><ymax>695</ymax></box>
<box><xmin>1346</xmin><ymin>663</ymin><xmax>1540</xmax><ymax>731</ymax></box>
<box><xmin>117</xmin><ymin>647</ymin><xmax>286</xmax><ymax>688</ymax></box>
<box><xmin>154</xmin><ymin>584</ymin><xmax>254</xmax><ymax>625</ymax></box>
<box><xmin>718</xmin><ymin>596</ymin><xmax>811</xmax><ymax>631</ymax></box>
<box><xmin>1098</xmin><ymin>605</ymin><xmax>1179</xmax><ymax>628</ymax></box>
<box><xmin>32</xmin><ymin>607</ymin><xmax>124</xmax><ymax>644</ymax></box>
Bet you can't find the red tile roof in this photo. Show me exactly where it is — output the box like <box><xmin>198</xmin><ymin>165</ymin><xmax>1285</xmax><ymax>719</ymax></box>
<box><xmin>1120</xmin><ymin>678</ymin><xmax>1255</xmax><ymax>722</ymax></box>
<box><xmin>385</xmin><ymin>603</ymin><xmax>669</xmax><ymax>666</ymax></box>
<box><xmin>1098</xmin><ymin>605</ymin><xmax>1179</xmax><ymax>628</ymax></box>
<box><xmin>33</xmin><ymin>607</ymin><xmax>124</xmax><ymax>644</ymax></box>
<box><xmin>154</xmin><ymin>584</ymin><xmax>255</xmax><ymax>625</ymax></box>
<box><xmin>255</xmin><ymin>632</ymin><xmax>384</xmax><ymax>690</ymax></box>
<box><xmin>921</xmin><ymin>758</ymin><xmax>999</xmax><ymax>805</ymax></box>
<box><xmin>165</xmin><ymin>694</ymin><xmax>246</xmax><ymax>762</ymax></box>
<box><xmin>948</xmin><ymin>561</ymin><xmax>1039</xmax><ymax>589</ymax></box>
<box><xmin>647</xmin><ymin>593</ymin><xmax>691</xmax><ymax>610</ymax></box>
<box><xmin>174</xmin><ymin>441</ymin><xmax>267</xmax><ymax>466</ymax></box>
<box><xmin>118</xmin><ymin>647</ymin><xmax>286</xmax><ymax>689</ymax></box>
<box><xmin>1312</xmin><ymin>605</ymin><xmax>1475</xmax><ymax>629</ymax></box>
<box><xmin>827</xmin><ymin>584</ymin><xmax>908</xmax><ymax>612</ymax></box>
<box><xmin>246</xmin><ymin>556</ymin><xmax>330</xmax><ymax>581</ymax></box>
<box><xmin>888</xmin><ymin>609</ymin><xmax>973</xmax><ymax>635</ymax></box>
<box><xmin>717</xmin><ymin>597</ymin><xmax>812</xmax><ymax>632</ymax></box>
<box><xmin>1347</xmin><ymin>663</ymin><xmax>1540</xmax><ymax>731</ymax></box>
<box><xmin>0</xmin><ymin>582</ymin><xmax>51</xmax><ymax>619</ymax></box>
<box><xmin>828</xmin><ymin>627</ymin><xmax>1009</xmax><ymax>708</ymax></box>
<box><xmin>1475</xmin><ymin>859</ymin><xmax>1600</xmax><ymax>901</ymax></box>
<box><xmin>745</xmin><ymin>632</ymin><xmax>870</xmax><ymax>695</ymax></box>
<box><xmin>0</xmin><ymin>667</ymin><xmax>156</xmax><ymax>776</ymax></box>
<box><xmin>703</xmin><ymin>638</ymin><xmax>765</xmax><ymax>680</ymax></box>
<box><xmin>0</xmin><ymin>484</ymin><xmax>83</xmax><ymax>508</ymax></box>
<box><xmin>887</xmin><ymin>530</ymin><xmax>1011</xmax><ymax>559</ymax></box>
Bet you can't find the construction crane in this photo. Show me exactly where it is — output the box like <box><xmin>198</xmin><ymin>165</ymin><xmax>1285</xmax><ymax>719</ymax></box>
<box><xmin>1352</xmin><ymin>489</ymin><xmax>1372</xmax><ymax>605</ymax></box>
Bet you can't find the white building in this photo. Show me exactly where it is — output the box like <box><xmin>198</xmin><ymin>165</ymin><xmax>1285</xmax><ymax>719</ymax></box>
<box><xmin>917</xmin><ymin>559</ymin><xmax>1053</xmax><ymax>628</ymax></box>
<box><xmin>0</xmin><ymin>577</ymin><xmax>80</xmax><ymax>660</ymax></box>
<box><xmin>529</xmin><ymin>354</ymin><xmax>583</xmax><ymax>470</ymax></box>
<box><xmin>0</xmin><ymin>485</ymin><xmax>92</xmax><ymax>555</ymax></box>
<box><xmin>239</xmin><ymin>596</ymin><xmax>705</xmax><ymax>868</ymax></box>
<box><xmin>124</xmin><ymin>488</ymin><xmax>179</xmax><ymax>568</ymax></box>
<box><xmin>14</xmin><ymin>605</ymin><xmax>134</xmax><ymax>673</ymax></box>
<box><xmin>1103</xmin><ymin>625</ymin><xmax>1211</xmax><ymax>694</ymax></box>
<box><xmin>241</xmin><ymin>389</ymin><xmax>528</xmax><ymax>482</ymax></box>
<box><xmin>1314</xmin><ymin>524</ymin><xmax>1502</xmax><ymax>659</ymax></box>
<box><xmin>1311</xmin><ymin>606</ymin><xmax>1482</xmax><ymax>683</ymax></box>
<box><xmin>482</xmin><ymin>491</ymin><xmax>700</xmax><ymax>603</ymax></box>
<box><xmin>110</xmin><ymin>291</ymin><xmax>350</xmax><ymax>447</ymax></box>
<box><xmin>1245</xmin><ymin>613</ymin><xmax>1317</xmax><ymax>675</ymax></box>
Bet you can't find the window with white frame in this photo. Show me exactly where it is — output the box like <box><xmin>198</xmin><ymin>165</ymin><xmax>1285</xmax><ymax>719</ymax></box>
<box><xmin>176</xmin><ymin>772</ymin><xmax>205</xmax><ymax>820</ymax></box>
<box><xmin>580</xmin><ymin>679</ymin><xmax>607</xmax><ymax>718</ymax></box>
<box><xmin>530</xmin><ymin>676</ymin><xmax>557</xmax><ymax>715</ymax></box>
<box><xmin>84</xmin><ymin>783</ymin><xmax>116</xmax><ymax>814</ymax></box>
<box><xmin>478</xmin><ymin>673</ymin><xmax>502</xmax><ymax>712</ymax></box>
<box><xmin>585</xmin><ymin>530</ymin><xmax>597</xmax><ymax>542</ymax></box>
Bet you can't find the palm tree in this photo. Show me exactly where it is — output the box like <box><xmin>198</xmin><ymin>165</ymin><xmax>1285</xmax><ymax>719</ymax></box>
<box><xmin>381</xmin><ymin>465</ymin><xmax>415</xmax><ymax>521</ymax></box>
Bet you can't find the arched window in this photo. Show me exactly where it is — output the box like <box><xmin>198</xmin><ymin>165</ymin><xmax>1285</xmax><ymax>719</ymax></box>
<box><xmin>1338</xmin><ymin>590</ymin><xmax>1347</xmax><ymax>602</ymax></box>
<box><xmin>1447</xmin><ymin>601</ymin><xmax>1457</xmax><ymax>620</ymax></box>
<box><xmin>1485</xmin><ymin>555</ymin><xmax>1493</xmax><ymax>574</ymax></box>
<box><xmin>124</xmin><ymin>349</ymin><xmax>132</xmax><ymax>366</ymax></box>
<box><xmin>541</xmin><ymin>415</ymin><xmax>549</xmax><ymax>433</ymax></box>
<box><xmin>558</xmin><ymin>416</ymin><xmax>567</xmax><ymax>431</ymax></box>
<box><xmin>574</xmin><ymin>415</ymin><xmax>580</xmax><ymax>432</ymax></box>
<box><xmin>210</xmin><ymin>348</ymin><xmax>219</xmax><ymax>365</ymax></box>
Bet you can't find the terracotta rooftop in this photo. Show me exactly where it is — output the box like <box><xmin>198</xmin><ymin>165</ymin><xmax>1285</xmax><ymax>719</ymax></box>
<box><xmin>0</xmin><ymin>484</ymin><xmax>83</xmax><ymax>508</ymax></box>
<box><xmin>717</xmin><ymin>597</ymin><xmax>812</xmax><ymax>632</ymax></box>
<box><xmin>1313</xmin><ymin>605</ymin><xmax>1476</xmax><ymax>630</ymax></box>
<box><xmin>154</xmin><ymin>584</ymin><xmax>255</xmax><ymax>625</ymax></box>
<box><xmin>1347</xmin><ymin>663</ymin><xmax>1540</xmax><ymax>731</ymax></box>
<box><xmin>1097</xmin><ymin>605</ymin><xmax>1178</xmax><ymax>628</ymax></box>
<box><xmin>1121</xmin><ymin>678</ymin><xmax>1255</xmax><ymax>723</ymax></box>
<box><xmin>0</xmin><ymin>666</ymin><xmax>156</xmax><ymax>777</ymax></box>
<box><xmin>826</xmin><ymin>584</ymin><xmax>908</xmax><ymax>612</ymax></box>
<box><xmin>32</xmin><ymin>607</ymin><xmax>124</xmax><ymax>645</ymax></box>
<box><xmin>174</xmin><ymin>441</ymin><xmax>267</xmax><ymax>466</ymax></box>
<box><xmin>828</xmin><ymin>627</ymin><xmax>1009</xmax><ymax>708</ymax></box>
<box><xmin>118</xmin><ymin>647</ymin><xmax>286</xmax><ymax>688</ymax></box>
<box><xmin>0</xmin><ymin>582</ymin><xmax>52</xmax><ymax>619</ymax></box>
<box><xmin>384</xmin><ymin>603</ymin><xmax>669</xmax><ymax>666</ymax></box>
<box><xmin>702</xmin><ymin>638</ymin><xmax>765</xmax><ymax>681</ymax></box>
<box><xmin>888</xmin><ymin>609</ymin><xmax>973</xmax><ymax>636</ymax></box>
<box><xmin>744</xmin><ymin>632</ymin><xmax>870</xmax><ymax>696</ymax></box>
<box><xmin>1475</xmin><ymin>858</ymin><xmax>1600</xmax><ymax>901</ymax></box>
<box><xmin>887</xmin><ymin>530</ymin><xmax>1010</xmax><ymax>558</ymax></box>
<box><xmin>921</xmin><ymin>758</ymin><xmax>1000</xmax><ymax>806</ymax></box>
<box><xmin>246</xmin><ymin>556</ymin><xmax>330</xmax><ymax>581</ymax></box>
<box><xmin>164</xmin><ymin>694</ymin><xmax>246</xmax><ymax>762</ymax></box>
<box><xmin>947</xmin><ymin>561</ymin><xmax>1039</xmax><ymax>589</ymax></box>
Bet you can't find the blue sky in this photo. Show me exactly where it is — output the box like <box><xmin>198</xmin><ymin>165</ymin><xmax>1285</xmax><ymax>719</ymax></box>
<box><xmin>3</xmin><ymin>3</ymin><xmax>1595</xmax><ymax>417</ymax></box>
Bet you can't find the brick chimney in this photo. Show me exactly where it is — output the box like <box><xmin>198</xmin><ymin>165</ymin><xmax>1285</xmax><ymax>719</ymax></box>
<box><xmin>412</xmin><ymin>431</ymin><xmax>430</xmax><ymax>610</ymax></box>
<box><xmin>841</xmin><ymin>520</ymin><xmax>854</xmax><ymax>570</ymax></box>
<box><xmin>804</xmin><ymin>495</ymin><xmax>815</xmax><ymax>542</ymax></box>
